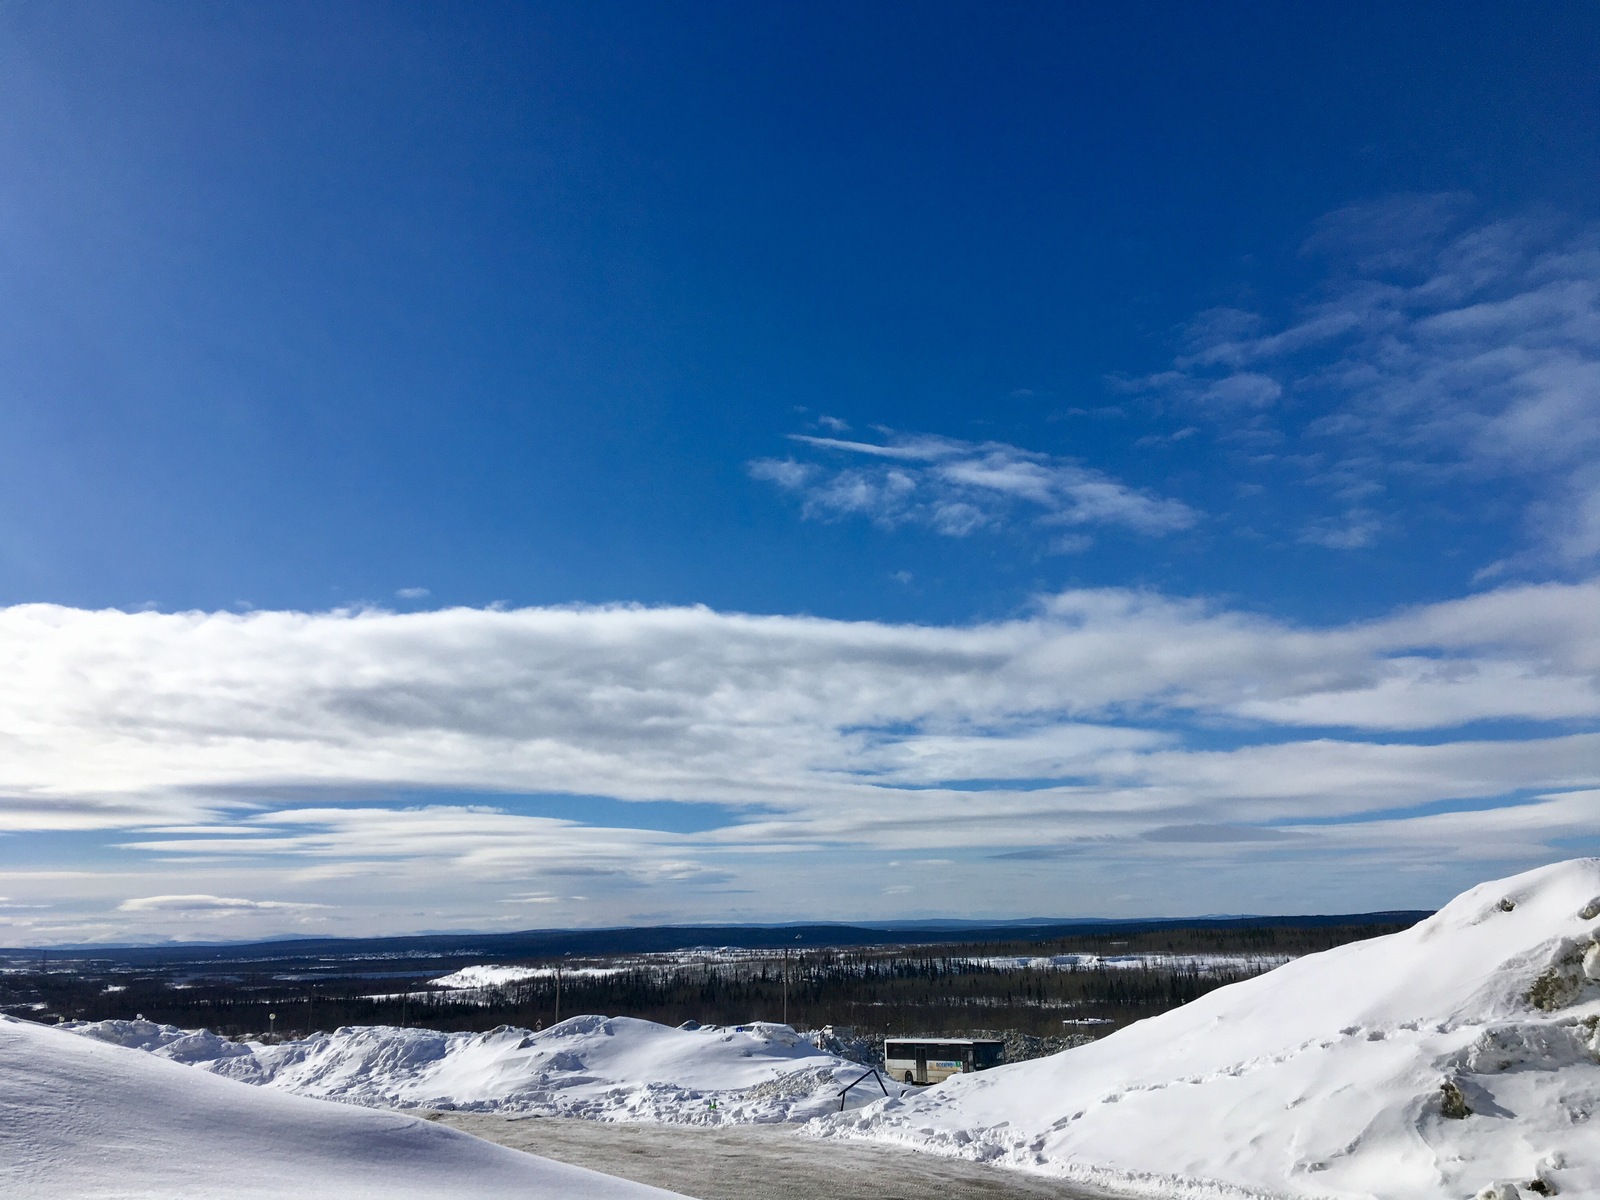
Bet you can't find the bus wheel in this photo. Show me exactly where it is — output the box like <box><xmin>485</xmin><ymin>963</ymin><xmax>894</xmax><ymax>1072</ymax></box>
<box><xmin>903</xmin><ymin>1071</ymin><xmax>915</xmax><ymax>1084</ymax></box>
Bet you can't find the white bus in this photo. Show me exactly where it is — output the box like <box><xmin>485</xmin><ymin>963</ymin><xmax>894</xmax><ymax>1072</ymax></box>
<box><xmin>884</xmin><ymin>1037</ymin><xmax>1005</xmax><ymax>1084</ymax></box>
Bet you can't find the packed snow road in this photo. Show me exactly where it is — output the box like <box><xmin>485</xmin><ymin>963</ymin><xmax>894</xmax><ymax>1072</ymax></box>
<box><xmin>433</xmin><ymin>1112</ymin><xmax>1122</xmax><ymax>1200</ymax></box>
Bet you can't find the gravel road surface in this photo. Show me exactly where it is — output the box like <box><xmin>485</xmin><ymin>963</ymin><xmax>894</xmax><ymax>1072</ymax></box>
<box><xmin>430</xmin><ymin>1113</ymin><xmax>1122</xmax><ymax>1200</ymax></box>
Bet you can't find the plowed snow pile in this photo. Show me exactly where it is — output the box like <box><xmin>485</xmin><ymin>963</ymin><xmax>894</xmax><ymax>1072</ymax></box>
<box><xmin>820</xmin><ymin>859</ymin><xmax>1600</xmax><ymax>1200</ymax></box>
<box><xmin>0</xmin><ymin>1014</ymin><xmax>681</xmax><ymax>1199</ymax></box>
<box><xmin>68</xmin><ymin>1014</ymin><xmax>884</xmax><ymax>1124</ymax></box>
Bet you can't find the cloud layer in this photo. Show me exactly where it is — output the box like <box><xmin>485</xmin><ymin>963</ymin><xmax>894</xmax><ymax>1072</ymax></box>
<box><xmin>0</xmin><ymin>580</ymin><xmax>1594</xmax><ymax>939</ymax></box>
<box><xmin>2</xmin><ymin>582</ymin><xmax>1595</xmax><ymax>813</ymax></box>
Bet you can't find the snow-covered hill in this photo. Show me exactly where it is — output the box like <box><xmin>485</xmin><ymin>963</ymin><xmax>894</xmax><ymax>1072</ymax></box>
<box><xmin>69</xmin><ymin>1014</ymin><xmax>890</xmax><ymax>1124</ymax></box>
<box><xmin>429</xmin><ymin>964</ymin><xmax>624</xmax><ymax>989</ymax></box>
<box><xmin>821</xmin><ymin>859</ymin><xmax>1600</xmax><ymax>1200</ymax></box>
<box><xmin>0</xmin><ymin>1014</ymin><xmax>684</xmax><ymax>1199</ymax></box>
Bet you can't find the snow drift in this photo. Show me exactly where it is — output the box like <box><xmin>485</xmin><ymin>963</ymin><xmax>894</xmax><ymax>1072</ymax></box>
<box><xmin>68</xmin><ymin>1014</ymin><xmax>887</xmax><ymax>1125</ymax></box>
<box><xmin>0</xmin><ymin>1014</ymin><xmax>682</xmax><ymax>1199</ymax></box>
<box><xmin>822</xmin><ymin>859</ymin><xmax>1600</xmax><ymax>1200</ymax></box>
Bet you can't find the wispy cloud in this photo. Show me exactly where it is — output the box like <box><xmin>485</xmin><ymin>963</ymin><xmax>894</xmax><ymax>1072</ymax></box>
<box><xmin>1122</xmin><ymin>197</ymin><xmax>1600</xmax><ymax>562</ymax></box>
<box><xmin>1298</xmin><ymin>509</ymin><xmax>1382</xmax><ymax>550</ymax></box>
<box><xmin>750</xmin><ymin>431</ymin><xmax>1197</xmax><ymax>541</ymax></box>
<box><xmin>117</xmin><ymin>894</ymin><xmax>327</xmax><ymax>913</ymax></box>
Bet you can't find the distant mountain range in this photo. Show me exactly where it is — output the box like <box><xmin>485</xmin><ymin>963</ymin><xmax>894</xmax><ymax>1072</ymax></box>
<box><xmin>10</xmin><ymin>910</ymin><xmax>1434</xmax><ymax>964</ymax></box>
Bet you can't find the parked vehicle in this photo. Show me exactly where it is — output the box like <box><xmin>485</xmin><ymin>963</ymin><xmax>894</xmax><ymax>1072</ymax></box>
<box><xmin>883</xmin><ymin>1037</ymin><xmax>1004</xmax><ymax>1084</ymax></box>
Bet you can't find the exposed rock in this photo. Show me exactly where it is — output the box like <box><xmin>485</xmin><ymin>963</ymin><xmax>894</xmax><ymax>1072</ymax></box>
<box><xmin>1440</xmin><ymin>1079</ymin><xmax>1472</xmax><ymax>1119</ymax></box>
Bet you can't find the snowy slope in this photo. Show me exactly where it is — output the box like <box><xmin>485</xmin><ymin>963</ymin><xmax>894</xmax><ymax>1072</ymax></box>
<box><xmin>0</xmin><ymin>1014</ymin><xmax>685</xmax><ymax>1200</ymax></box>
<box><xmin>430</xmin><ymin>964</ymin><xmax>623</xmax><ymax>988</ymax></box>
<box><xmin>821</xmin><ymin>859</ymin><xmax>1600</xmax><ymax>1200</ymax></box>
<box><xmin>69</xmin><ymin>1015</ymin><xmax>890</xmax><ymax>1125</ymax></box>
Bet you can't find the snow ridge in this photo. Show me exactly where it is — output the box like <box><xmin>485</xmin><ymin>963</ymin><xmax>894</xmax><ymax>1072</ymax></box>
<box><xmin>818</xmin><ymin>859</ymin><xmax>1600</xmax><ymax>1200</ymax></box>
<box><xmin>0</xmin><ymin>1014</ymin><xmax>681</xmax><ymax>1199</ymax></box>
<box><xmin>67</xmin><ymin>1014</ymin><xmax>892</xmax><ymax>1125</ymax></box>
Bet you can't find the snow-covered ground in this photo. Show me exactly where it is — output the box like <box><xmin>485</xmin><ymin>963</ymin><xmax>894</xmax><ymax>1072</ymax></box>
<box><xmin>820</xmin><ymin>859</ymin><xmax>1600</xmax><ymax>1200</ymax></box>
<box><xmin>67</xmin><ymin>1014</ymin><xmax>900</xmax><ymax>1124</ymax></box>
<box><xmin>427</xmin><ymin>947</ymin><xmax>797</xmax><ymax>987</ymax></box>
<box><xmin>54</xmin><ymin>862</ymin><xmax>1600</xmax><ymax>1198</ymax></box>
<box><xmin>430</xmin><ymin>964</ymin><xmax>625</xmax><ymax>989</ymax></box>
<box><xmin>0</xmin><ymin>1013</ymin><xmax>683</xmax><ymax>1199</ymax></box>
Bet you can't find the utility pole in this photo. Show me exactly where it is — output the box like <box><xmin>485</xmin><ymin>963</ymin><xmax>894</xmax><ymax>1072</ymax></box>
<box><xmin>782</xmin><ymin>934</ymin><xmax>801</xmax><ymax>1027</ymax></box>
<box><xmin>554</xmin><ymin>963</ymin><xmax>562</xmax><ymax>1025</ymax></box>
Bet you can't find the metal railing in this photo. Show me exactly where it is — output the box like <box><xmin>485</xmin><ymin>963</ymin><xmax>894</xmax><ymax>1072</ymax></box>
<box><xmin>836</xmin><ymin>1068</ymin><xmax>890</xmax><ymax>1111</ymax></box>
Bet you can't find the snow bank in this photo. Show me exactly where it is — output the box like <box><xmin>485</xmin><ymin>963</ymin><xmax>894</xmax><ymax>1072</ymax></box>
<box><xmin>0</xmin><ymin>1014</ymin><xmax>682</xmax><ymax>1199</ymax></box>
<box><xmin>68</xmin><ymin>1014</ymin><xmax>892</xmax><ymax>1125</ymax></box>
<box><xmin>819</xmin><ymin>859</ymin><xmax>1600</xmax><ymax>1200</ymax></box>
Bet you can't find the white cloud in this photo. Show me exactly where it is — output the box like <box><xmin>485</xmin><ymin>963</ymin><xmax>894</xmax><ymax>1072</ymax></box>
<box><xmin>750</xmin><ymin>431</ymin><xmax>1196</xmax><ymax>539</ymax></box>
<box><xmin>0</xmin><ymin>583</ymin><xmax>1593</xmax><ymax>812</ymax></box>
<box><xmin>0</xmin><ymin>584</ymin><xmax>1594</xmax><ymax>935</ymax></box>
<box><xmin>118</xmin><ymin>807</ymin><xmax>725</xmax><ymax>887</ymax></box>
<box><xmin>117</xmin><ymin>894</ymin><xmax>326</xmax><ymax>913</ymax></box>
<box><xmin>1199</xmin><ymin>372</ymin><xmax>1283</xmax><ymax>408</ymax></box>
<box><xmin>1298</xmin><ymin>509</ymin><xmax>1381</xmax><ymax>550</ymax></box>
<box><xmin>746</xmin><ymin>458</ymin><xmax>814</xmax><ymax>490</ymax></box>
<box><xmin>1131</xmin><ymin>199</ymin><xmax>1600</xmax><ymax>562</ymax></box>
<box><xmin>1047</xmin><ymin>533</ymin><xmax>1094</xmax><ymax>555</ymax></box>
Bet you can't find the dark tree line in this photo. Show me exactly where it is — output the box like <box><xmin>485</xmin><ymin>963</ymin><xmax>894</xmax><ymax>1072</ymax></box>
<box><xmin>0</xmin><ymin>921</ymin><xmax>1413</xmax><ymax>1041</ymax></box>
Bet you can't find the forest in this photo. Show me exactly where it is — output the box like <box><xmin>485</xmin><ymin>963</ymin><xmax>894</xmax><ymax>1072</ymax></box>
<box><xmin>1</xmin><ymin>919</ymin><xmax>1417</xmax><ymax>1043</ymax></box>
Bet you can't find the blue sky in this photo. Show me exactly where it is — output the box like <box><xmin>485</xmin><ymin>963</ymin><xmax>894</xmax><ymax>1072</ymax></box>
<box><xmin>1</xmin><ymin>2</ymin><xmax>1597</xmax><ymax>942</ymax></box>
